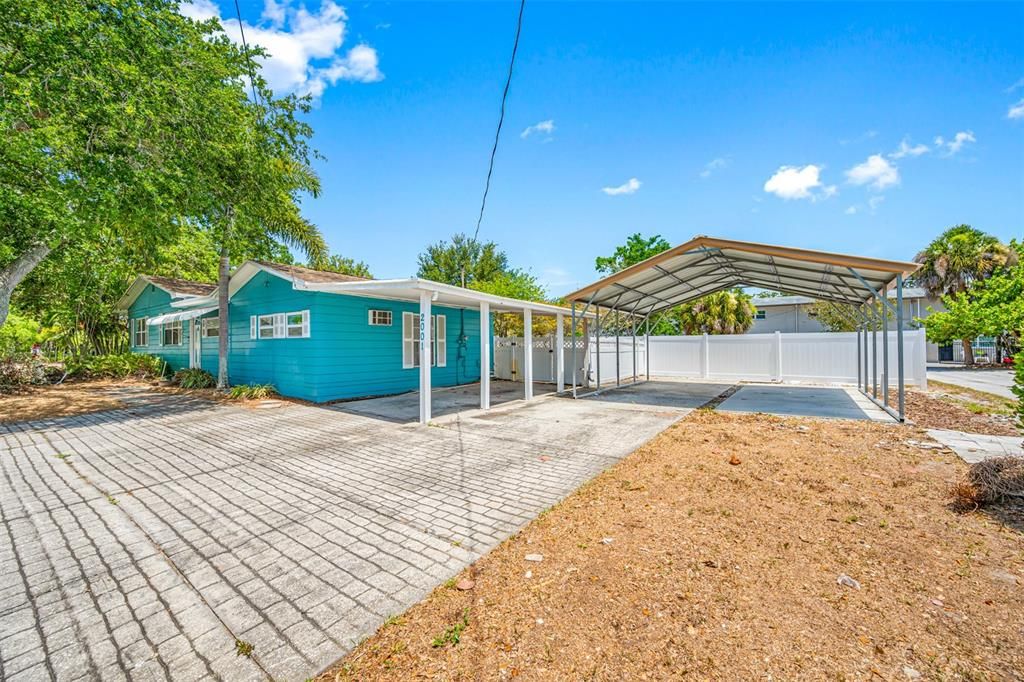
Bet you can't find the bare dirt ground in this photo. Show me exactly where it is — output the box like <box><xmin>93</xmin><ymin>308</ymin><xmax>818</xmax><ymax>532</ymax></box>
<box><xmin>318</xmin><ymin>410</ymin><xmax>1024</xmax><ymax>681</ymax></box>
<box><xmin>0</xmin><ymin>380</ymin><xmax>126</xmax><ymax>423</ymax></box>
<box><xmin>904</xmin><ymin>383</ymin><xmax>1020</xmax><ymax>436</ymax></box>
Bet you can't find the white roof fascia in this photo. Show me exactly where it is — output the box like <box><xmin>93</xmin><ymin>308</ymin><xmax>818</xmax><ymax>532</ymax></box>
<box><xmin>147</xmin><ymin>306</ymin><xmax>217</xmax><ymax>325</ymax></box>
<box><xmin>296</xmin><ymin>278</ymin><xmax>595</xmax><ymax>318</ymax></box>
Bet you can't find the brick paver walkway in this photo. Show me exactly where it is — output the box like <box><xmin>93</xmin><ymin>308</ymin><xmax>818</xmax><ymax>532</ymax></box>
<box><xmin>0</xmin><ymin>387</ymin><xmax>693</xmax><ymax>681</ymax></box>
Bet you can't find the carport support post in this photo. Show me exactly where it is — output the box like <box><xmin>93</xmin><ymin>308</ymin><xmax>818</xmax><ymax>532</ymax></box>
<box><xmin>631</xmin><ymin>314</ymin><xmax>637</xmax><ymax>382</ymax></box>
<box><xmin>614</xmin><ymin>309</ymin><xmax>620</xmax><ymax>387</ymax></box>
<box><xmin>556</xmin><ymin>313</ymin><xmax>565</xmax><ymax>393</ymax></box>
<box><xmin>480</xmin><ymin>301</ymin><xmax>490</xmax><ymax>410</ymax></box>
<box><xmin>645</xmin><ymin>317</ymin><xmax>651</xmax><ymax>381</ymax></box>
<box><xmin>418</xmin><ymin>291</ymin><xmax>432</xmax><ymax>424</ymax></box>
<box><xmin>595</xmin><ymin>305</ymin><xmax>601</xmax><ymax>392</ymax></box>
<box><xmin>856</xmin><ymin>322</ymin><xmax>862</xmax><ymax>391</ymax></box>
<box><xmin>882</xmin><ymin>290</ymin><xmax>889</xmax><ymax>407</ymax></box>
<box><xmin>523</xmin><ymin>308</ymin><xmax>534</xmax><ymax>400</ymax></box>
<box><xmin>872</xmin><ymin>302</ymin><xmax>878</xmax><ymax>399</ymax></box>
<box><xmin>896</xmin><ymin>274</ymin><xmax>906</xmax><ymax>421</ymax></box>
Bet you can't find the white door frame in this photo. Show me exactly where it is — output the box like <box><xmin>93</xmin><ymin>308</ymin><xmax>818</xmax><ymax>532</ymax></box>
<box><xmin>190</xmin><ymin>318</ymin><xmax>202</xmax><ymax>369</ymax></box>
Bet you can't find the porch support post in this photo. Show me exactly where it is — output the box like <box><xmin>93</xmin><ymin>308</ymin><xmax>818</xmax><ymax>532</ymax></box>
<box><xmin>418</xmin><ymin>291</ymin><xmax>432</xmax><ymax>424</ymax></box>
<box><xmin>556</xmin><ymin>313</ymin><xmax>565</xmax><ymax>393</ymax></box>
<box><xmin>896</xmin><ymin>274</ymin><xmax>906</xmax><ymax>421</ymax></box>
<box><xmin>882</xmin><ymin>290</ymin><xmax>890</xmax><ymax>407</ymax></box>
<box><xmin>523</xmin><ymin>308</ymin><xmax>534</xmax><ymax>400</ymax></box>
<box><xmin>571</xmin><ymin>303</ymin><xmax>577</xmax><ymax>398</ymax></box>
<box><xmin>595</xmin><ymin>305</ymin><xmax>602</xmax><ymax>392</ymax></box>
<box><xmin>614</xmin><ymin>309</ymin><xmax>620</xmax><ymax>387</ymax></box>
<box><xmin>645</xmin><ymin>317</ymin><xmax>651</xmax><ymax>380</ymax></box>
<box><xmin>479</xmin><ymin>301</ymin><xmax>490</xmax><ymax>410</ymax></box>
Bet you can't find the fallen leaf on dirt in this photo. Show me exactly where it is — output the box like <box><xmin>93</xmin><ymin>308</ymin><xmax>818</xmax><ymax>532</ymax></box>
<box><xmin>456</xmin><ymin>579</ymin><xmax>475</xmax><ymax>591</ymax></box>
<box><xmin>729</xmin><ymin>454</ymin><xmax>742</xmax><ymax>466</ymax></box>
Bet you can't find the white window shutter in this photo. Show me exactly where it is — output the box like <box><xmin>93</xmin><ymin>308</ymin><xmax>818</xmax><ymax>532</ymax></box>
<box><xmin>250</xmin><ymin>316</ymin><xmax>257</xmax><ymax>339</ymax></box>
<box><xmin>402</xmin><ymin>312</ymin><xmax>414</xmax><ymax>368</ymax></box>
<box><xmin>302</xmin><ymin>310</ymin><xmax>310</xmax><ymax>338</ymax></box>
<box><xmin>436</xmin><ymin>315</ymin><xmax>446</xmax><ymax>367</ymax></box>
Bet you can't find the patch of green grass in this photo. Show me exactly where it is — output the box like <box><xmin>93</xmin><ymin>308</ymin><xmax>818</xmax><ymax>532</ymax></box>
<box><xmin>54</xmin><ymin>453</ymin><xmax>71</xmax><ymax>460</ymax></box>
<box><xmin>235</xmin><ymin>639</ymin><xmax>254</xmax><ymax>657</ymax></box>
<box><xmin>383</xmin><ymin>614</ymin><xmax>405</xmax><ymax>628</ymax></box>
<box><xmin>228</xmin><ymin>383</ymin><xmax>277</xmax><ymax>400</ymax></box>
<box><xmin>107</xmin><ymin>496</ymin><xmax>119</xmax><ymax>505</ymax></box>
<box><xmin>431</xmin><ymin>608</ymin><xmax>470</xmax><ymax>648</ymax></box>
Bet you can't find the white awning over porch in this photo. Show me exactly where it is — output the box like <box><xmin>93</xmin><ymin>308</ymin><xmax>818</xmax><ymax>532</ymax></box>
<box><xmin>147</xmin><ymin>306</ymin><xmax>216</xmax><ymax>325</ymax></box>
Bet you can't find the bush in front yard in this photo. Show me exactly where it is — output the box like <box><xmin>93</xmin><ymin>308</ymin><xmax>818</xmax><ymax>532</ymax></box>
<box><xmin>171</xmin><ymin>368</ymin><xmax>216</xmax><ymax>389</ymax></box>
<box><xmin>66</xmin><ymin>353</ymin><xmax>165</xmax><ymax>380</ymax></box>
<box><xmin>228</xmin><ymin>383</ymin><xmax>277</xmax><ymax>400</ymax></box>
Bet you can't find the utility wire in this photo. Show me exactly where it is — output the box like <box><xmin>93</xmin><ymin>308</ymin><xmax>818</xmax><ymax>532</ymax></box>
<box><xmin>472</xmin><ymin>0</ymin><xmax>526</xmax><ymax>244</ymax></box>
<box><xmin>232</xmin><ymin>0</ymin><xmax>263</xmax><ymax>113</ymax></box>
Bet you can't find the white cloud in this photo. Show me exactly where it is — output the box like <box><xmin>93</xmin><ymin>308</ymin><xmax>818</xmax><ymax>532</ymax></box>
<box><xmin>1008</xmin><ymin>99</ymin><xmax>1024</xmax><ymax>120</ymax></box>
<box><xmin>601</xmin><ymin>178</ymin><xmax>641</xmax><ymax>196</ymax></box>
<box><xmin>934</xmin><ymin>130</ymin><xmax>976</xmax><ymax>155</ymax></box>
<box><xmin>868</xmin><ymin>196</ymin><xmax>885</xmax><ymax>212</ymax></box>
<box><xmin>699</xmin><ymin>157</ymin><xmax>729</xmax><ymax>178</ymax></box>
<box><xmin>179</xmin><ymin>0</ymin><xmax>382</xmax><ymax>99</ymax></box>
<box><xmin>521</xmin><ymin>120</ymin><xmax>555</xmax><ymax>139</ymax></box>
<box><xmin>845</xmin><ymin>154</ymin><xmax>900</xmax><ymax>190</ymax></box>
<box><xmin>889</xmin><ymin>138</ymin><xmax>929</xmax><ymax>159</ymax></box>
<box><xmin>1006</xmin><ymin>77</ymin><xmax>1024</xmax><ymax>94</ymax></box>
<box><xmin>763</xmin><ymin>164</ymin><xmax>834</xmax><ymax>201</ymax></box>
<box><xmin>845</xmin><ymin>206</ymin><xmax>858</xmax><ymax>215</ymax></box>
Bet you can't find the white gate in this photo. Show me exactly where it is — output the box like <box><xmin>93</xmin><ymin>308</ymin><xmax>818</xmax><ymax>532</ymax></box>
<box><xmin>493</xmin><ymin>335</ymin><xmax>589</xmax><ymax>385</ymax></box>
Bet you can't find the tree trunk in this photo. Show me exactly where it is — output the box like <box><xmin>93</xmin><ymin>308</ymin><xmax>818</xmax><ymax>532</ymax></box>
<box><xmin>217</xmin><ymin>212</ymin><xmax>233</xmax><ymax>389</ymax></box>
<box><xmin>962</xmin><ymin>337</ymin><xmax>975</xmax><ymax>365</ymax></box>
<box><xmin>0</xmin><ymin>242</ymin><xmax>52</xmax><ymax>327</ymax></box>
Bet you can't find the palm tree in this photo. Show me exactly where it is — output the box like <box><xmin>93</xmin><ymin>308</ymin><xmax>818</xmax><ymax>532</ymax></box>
<box><xmin>672</xmin><ymin>289</ymin><xmax>757</xmax><ymax>335</ymax></box>
<box><xmin>914</xmin><ymin>225</ymin><xmax>1016</xmax><ymax>364</ymax></box>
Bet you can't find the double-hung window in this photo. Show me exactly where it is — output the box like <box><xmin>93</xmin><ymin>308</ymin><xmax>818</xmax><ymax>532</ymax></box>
<box><xmin>402</xmin><ymin>312</ymin><xmax>446</xmax><ymax>368</ymax></box>
<box><xmin>249</xmin><ymin>310</ymin><xmax>310</xmax><ymax>339</ymax></box>
<box><xmin>202</xmin><ymin>317</ymin><xmax>220</xmax><ymax>337</ymax></box>
<box><xmin>132</xmin><ymin>318</ymin><xmax>148</xmax><ymax>347</ymax></box>
<box><xmin>162</xmin><ymin>320</ymin><xmax>182</xmax><ymax>346</ymax></box>
<box><xmin>368</xmin><ymin>309</ymin><xmax>392</xmax><ymax>326</ymax></box>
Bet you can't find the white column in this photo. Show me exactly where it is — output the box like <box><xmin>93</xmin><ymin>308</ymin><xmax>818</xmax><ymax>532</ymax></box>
<box><xmin>701</xmin><ymin>333</ymin><xmax>710</xmax><ymax>379</ymax></box>
<box><xmin>774</xmin><ymin>330</ymin><xmax>783</xmax><ymax>381</ymax></box>
<box><xmin>555</xmin><ymin>313</ymin><xmax>565</xmax><ymax>392</ymax></box>
<box><xmin>523</xmin><ymin>308</ymin><xmax>533</xmax><ymax>400</ymax></box>
<box><xmin>418</xmin><ymin>292</ymin><xmax>432</xmax><ymax>424</ymax></box>
<box><xmin>480</xmin><ymin>302</ymin><xmax>490</xmax><ymax>409</ymax></box>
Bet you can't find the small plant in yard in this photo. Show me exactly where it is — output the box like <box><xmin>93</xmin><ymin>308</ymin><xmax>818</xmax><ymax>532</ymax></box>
<box><xmin>172</xmin><ymin>368</ymin><xmax>216</xmax><ymax>389</ymax></box>
<box><xmin>66</xmin><ymin>353</ymin><xmax>165</xmax><ymax>380</ymax></box>
<box><xmin>107</xmin><ymin>496</ymin><xmax>118</xmax><ymax>505</ymax></box>
<box><xmin>431</xmin><ymin>608</ymin><xmax>470</xmax><ymax>648</ymax></box>
<box><xmin>235</xmin><ymin>639</ymin><xmax>254</xmax><ymax>657</ymax></box>
<box><xmin>227</xmin><ymin>383</ymin><xmax>277</xmax><ymax>400</ymax></box>
<box><xmin>1014</xmin><ymin>350</ymin><xmax>1024</xmax><ymax>429</ymax></box>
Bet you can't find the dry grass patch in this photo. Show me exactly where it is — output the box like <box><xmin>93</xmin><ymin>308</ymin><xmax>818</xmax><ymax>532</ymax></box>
<box><xmin>319</xmin><ymin>411</ymin><xmax>1024</xmax><ymax>681</ymax></box>
<box><xmin>0</xmin><ymin>381</ymin><xmax>125</xmax><ymax>424</ymax></box>
<box><xmin>902</xmin><ymin>385</ymin><xmax>1020</xmax><ymax>436</ymax></box>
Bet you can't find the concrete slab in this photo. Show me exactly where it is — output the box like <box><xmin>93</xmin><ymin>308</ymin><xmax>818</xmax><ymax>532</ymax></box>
<box><xmin>716</xmin><ymin>384</ymin><xmax>893</xmax><ymax>421</ymax></box>
<box><xmin>927</xmin><ymin>429</ymin><xmax>1024</xmax><ymax>464</ymax></box>
<box><xmin>335</xmin><ymin>380</ymin><xmax>555</xmax><ymax>423</ymax></box>
<box><xmin>926</xmin><ymin>365</ymin><xmax>1015</xmax><ymax>400</ymax></box>
<box><xmin>578</xmin><ymin>379</ymin><xmax>734</xmax><ymax>411</ymax></box>
<box><xmin>0</xmin><ymin>383</ymin><xmax>683</xmax><ymax>681</ymax></box>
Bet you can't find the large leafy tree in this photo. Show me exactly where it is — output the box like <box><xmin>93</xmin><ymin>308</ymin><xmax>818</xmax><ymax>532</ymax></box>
<box><xmin>923</xmin><ymin>239</ymin><xmax>1024</xmax><ymax>360</ymax></box>
<box><xmin>913</xmin><ymin>225</ymin><xmax>1017</xmax><ymax>363</ymax></box>
<box><xmin>594</xmin><ymin>233</ymin><xmax>671</xmax><ymax>275</ymax></box>
<box><xmin>471</xmin><ymin>270</ymin><xmax>550</xmax><ymax>335</ymax></box>
<box><xmin>417</xmin><ymin>234</ymin><xmax>509</xmax><ymax>287</ymax></box>
<box><xmin>0</xmin><ymin>0</ymin><xmax>257</xmax><ymax>327</ymax></box>
<box><xmin>310</xmin><ymin>254</ymin><xmax>372</xmax><ymax>279</ymax></box>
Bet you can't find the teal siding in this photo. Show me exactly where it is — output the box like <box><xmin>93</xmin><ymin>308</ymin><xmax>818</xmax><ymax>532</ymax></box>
<box><xmin>126</xmin><ymin>270</ymin><xmax>487</xmax><ymax>403</ymax></box>
<box><xmin>126</xmin><ymin>286</ymin><xmax>191</xmax><ymax>373</ymax></box>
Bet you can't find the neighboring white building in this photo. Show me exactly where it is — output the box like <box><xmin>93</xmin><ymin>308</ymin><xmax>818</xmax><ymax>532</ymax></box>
<box><xmin>750</xmin><ymin>287</ymin><xmax>948</xmax><ymax>361</ymax></box>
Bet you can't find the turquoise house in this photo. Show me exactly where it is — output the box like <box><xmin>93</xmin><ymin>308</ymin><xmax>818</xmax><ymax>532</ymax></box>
<box><xmin>117</xmin><ymin>261</ymin><xmax>577</xmax><ymax>419</ymax></box>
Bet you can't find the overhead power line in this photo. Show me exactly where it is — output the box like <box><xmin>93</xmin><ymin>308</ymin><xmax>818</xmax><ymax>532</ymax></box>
<box><xmin>472</xmin><ymin>0</ymin><xmax>526</xmax><ymax>244</ymax></box>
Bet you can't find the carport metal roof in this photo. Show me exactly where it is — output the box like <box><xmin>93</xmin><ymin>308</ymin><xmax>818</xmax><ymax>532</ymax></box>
<box><xmin>564</xmin><ymin>235</ymin><xmax>920</xmax><ymax>315</ymax></box>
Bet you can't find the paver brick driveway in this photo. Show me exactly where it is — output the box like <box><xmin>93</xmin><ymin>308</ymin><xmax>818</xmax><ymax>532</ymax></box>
<box><xmin>0</xmin><ymin>385</ymin><xmax>703</xmax><ymax>681</ymax></box>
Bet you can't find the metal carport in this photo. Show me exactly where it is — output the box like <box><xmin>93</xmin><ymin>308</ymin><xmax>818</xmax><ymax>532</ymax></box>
<box><xmin>564</xmin><ymin>235</ymin><xmax>920</xmax><ymax>421</ymax></box>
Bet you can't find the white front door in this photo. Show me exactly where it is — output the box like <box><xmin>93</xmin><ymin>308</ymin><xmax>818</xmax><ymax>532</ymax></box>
<box><xmin>190</xmin><ymin>319</ymin><xmax>202</xmax><ymax>368</ymax></box>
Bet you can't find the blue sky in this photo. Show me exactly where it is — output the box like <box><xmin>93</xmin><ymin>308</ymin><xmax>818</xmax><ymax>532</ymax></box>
<box><xmin>184</xmin><ymin>1</ymin><xmax>1024</xmax><ymax>295</ymax></box>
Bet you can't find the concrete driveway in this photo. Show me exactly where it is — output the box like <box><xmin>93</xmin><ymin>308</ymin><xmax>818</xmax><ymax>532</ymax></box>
<box><xmin>927</xmin><ymin>364</ymin><xmax>1015</xmax><ymax>399</ymax></box>
<box><xmin>0</xmin><ymin>384</ymin><xmax>700</xmax><ymax>681</ymax></box>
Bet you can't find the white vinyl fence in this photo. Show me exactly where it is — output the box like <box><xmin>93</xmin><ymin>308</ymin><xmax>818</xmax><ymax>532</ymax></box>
<box><xmin>494</xmin><ymin>329</ymin><xmax>928</xmax><ymax>388</ymax></box>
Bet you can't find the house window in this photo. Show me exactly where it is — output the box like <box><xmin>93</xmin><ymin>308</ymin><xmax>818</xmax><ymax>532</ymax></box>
<box><xmin>368</xmin><ymin>309</ymin><xmax>392</xmax><ymax>326</ymax></box>
<box><xmin>402</xmin><ymin>312</ymin><xmax>446</xmax><ymax>368</ymax></box>
<box><xmin>250</xmin><ymin>311</ymin><xmax>310</xmax><ymax>339</ymax></box>
<box><xmin>754</xmin><ymin>310</ymin><xmax>766</xmax><ymax>320</ymax></box>
<box><xmin>202</xmin><ymin>318</ymin><xmax>220</xmax><ymax>337</ymax></box>
<box><xmin>132</xmin><ymin>318</ymin><xmax>148</xmax><ymax>347</ymax></box>
<box><xmin>162</xmin><ymin>320</ymin><xmax>182</xmax><ymax>346</ymax></box>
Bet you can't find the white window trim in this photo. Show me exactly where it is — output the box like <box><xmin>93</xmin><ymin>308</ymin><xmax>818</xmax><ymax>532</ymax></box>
<box><xmin>162</xmin><ymin>320</ymin><xmax>182</xmax><ymax>346</ymax></box>
<box><xmin>368</xmin><ymin>309</ymin><xmax>393</xmax><ymax>326</ymax></box>
<box><xmin>402</xmin><ymin>312</ymin><xmax>445</xmax><ymax>369</ymax></box>
<box><xmin>132</xmin><ymin>318</ymin><xmax>148</xmax><ymax>347</ymax></box>
<box><xmin>250</xmin><ymin>310</ymin><xmax>310</xmax><ymax>340</ymax></box>
<box><xmin>202</xmin><ymin>317</ymin><xmax>220</xmax><ymax>337</ymax></box>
